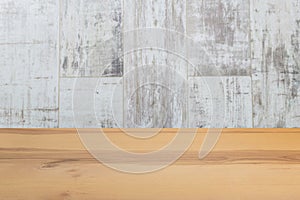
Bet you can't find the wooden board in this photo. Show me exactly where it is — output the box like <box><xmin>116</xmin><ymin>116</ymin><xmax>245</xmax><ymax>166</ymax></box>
<box><xmin>0</xmin><ymin>0</ymin><xmax>59</xmax><ymax>128</ymax></box>
<box><xmin>123</xmin><ymin>0</ymin><xmax>188</xmax><ymax>128</ymax></box>
<box><xmin>59</xmin><ymin>78</ymin><xmax>123</xmax><ymax>128</ymax></box>
<box><xmin>188</xmin><ymin>77</ymin><xmax>253</xmax><ymax>128</ymax></box>
<box><xmin>186</xmin><ymin>0</ymin><xmax>250</xmax><ymax>76</ymax></box>
<box><xmin>251</xmin><ymin>0</ymin><xmax>300</xmax><ymax>127</ymax></box>
<box><xmin>0</xmin><ymin>129</ymin><xmax>300</xmax><ymax>200</ymax></box>
<box><xmin>0</xmin><ymin>0</ymin><xmax>57</xmax><ymax>44</ymax></box>
<box><xmin>60</xmin><ymin>0</ymin><xmax>123</xmax><ymax>77</ymax></box>
<box><xmin>1</xmin><ymin>0</ymin><xmax>299</xmax><ymax>129</ymax></box>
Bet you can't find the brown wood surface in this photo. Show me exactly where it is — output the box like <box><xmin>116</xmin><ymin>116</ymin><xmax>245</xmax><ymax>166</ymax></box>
<box><xmin>0</xmin><ymin>129</ymin><xmax>300</xmax><ymax>200</ymax></box>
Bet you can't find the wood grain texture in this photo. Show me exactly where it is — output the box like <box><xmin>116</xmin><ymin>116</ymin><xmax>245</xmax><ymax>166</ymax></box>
<box><xmin>186</xmin><ymin>0</ymin><xmax>251</xmax><ymax>76</ymax></box>
<box><xmin>189</xmin><ymin>77</ymin><xmax>253</xmax><ymax>128</ymax></box>
<box><xmin>124</xmin><ymin>0</ymin><xmax>186</xmax><ymax>31</ymax></box>
<box><xmin>0</xmin><ymin>0</ymin><xmax>299</xmax><ymax>128</ymax></box>
<box><xmin>123</xmin><ymin>0</ymin><xmax>188</xmax><ymax>128</ymax></box>
<box><xmin>251</xmin><ymin>0</ymin><xmax>300</xmax><ymax>127</ymax></box>
<box><xmin>0</xmin><ymin>129</ymin><xmax>300</xmax><ymax>200</ymax></box>
<box><xmin>60</xmin><ymin>0</ymin><xmax>123</xmax><ymax>77</ymax></box>
<box><xmin>59</xmin><ymin>78</ymin><xmax>123</xmax><ymax>128</ymax></box>
<box><xmin>0</xmin><ymin>0</ymin><xmax>59</xmax><ymax>128</ymax></box>
<box><xmin>0</xmin><ymin>0</ymin><xmax>57</xmax><ymax>44</ymax></box>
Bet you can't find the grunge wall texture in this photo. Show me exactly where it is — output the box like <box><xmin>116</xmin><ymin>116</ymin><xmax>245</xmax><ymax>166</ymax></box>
<box><xmin>0</xmin><ymin>0</ymin><xmax>299</xmax><ymax>128</ymax></box>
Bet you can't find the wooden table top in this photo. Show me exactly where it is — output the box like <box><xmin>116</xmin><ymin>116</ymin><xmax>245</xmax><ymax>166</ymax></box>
<box><xmin>0</xmin><ymin>128</ymin><xmax>300</xmax><ymax>200</ymax></box>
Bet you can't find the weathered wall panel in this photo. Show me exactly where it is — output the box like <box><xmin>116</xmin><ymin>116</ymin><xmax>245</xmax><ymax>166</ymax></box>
<box><xmin>123</xmin><ymin>0</ymin><xmax>188</xmax><ymax>128</ymax></box>
<box><xmin>0</xmin><ymin>0</ymin><xmax>58</xmax><ymax>128</ymax></box>
<box><xmin>59</xmin><ymin>78</ymin><xmax>123</xmax><ymax>128</ymax></box>
<box><xmin>189</xmin><ymin>77</ymin><xmax>253</xmax><ymax>128</ymax></box>
<box><xmin>251</xmin><ymin>0</ymin><xmax>300</xmax><ymax>127</ymax></box>
<box><xmin>124</xmin><ymin>0</ymin><xmax>186</xmax><ymax>32</ymax></box>
<box><xmin>0</xmin><ymin>0</ymin><xmax>57</xmax><ymax>44</ymax></box>
<box><xmin>187</xmin><ymin>0</ymin><xmax>250</xmax><ymax>76</ymax></box>
<box><xmin>60</xmin><ymin>0</ymin><xmax>123</xmax><ymax>77</ymax></box>
<box><xmin>123</xmin><ymin>62</ymin><xmax>188</xmax><ymax>128</ymax></box>
<box><xmin>0</xmin><ymin>0</ymin><xmax>299</xmax><ymax>128</ymax></box>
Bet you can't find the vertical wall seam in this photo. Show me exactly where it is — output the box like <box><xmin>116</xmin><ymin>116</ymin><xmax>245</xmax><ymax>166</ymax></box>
<box><xmin>57</xmin><ymin>0</ymin><xmax>61</xmax><ymax>128</ymax></box>
<box><xmin>122</xmin><ymin>0</ymin><xmax>125</xmax><ymax>128</ymax></box>
<box><xmin>185</xmin><ymin>0</ymin><xmax>190</xmax><ymax>128</ymax></box>
<box><xmin>249</xmin><ymin>0</ymin><xmax>254</xmax><ymax>128</ymax></box>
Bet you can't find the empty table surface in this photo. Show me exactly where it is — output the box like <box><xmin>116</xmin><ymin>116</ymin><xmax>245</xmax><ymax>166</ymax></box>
<box><xmin>0</xmin><ymin>129</ymin><xmax>300</xmax><ymax>200</ymax></box>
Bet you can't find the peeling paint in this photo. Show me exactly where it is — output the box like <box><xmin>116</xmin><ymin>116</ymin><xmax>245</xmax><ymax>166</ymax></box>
<box><xmin>187</xmin><ymin>0</ymin><xmax>250</xmax><ymax>76</ymax></box>
<box><xmin>59</xmin><ymin>78</ymin><xmax>123</xmax><ymax>128</ymax></box>
<box><xmin>0</xmin><ymin>0</ymin><xmax>299</xmax><ymax>128</ymax></box>
<box><xmin>251</xmin><ymin>0</ymin><xmax>300</xmax><ymax>127</ymax></box>
<box><xmin>0</xmin><ymin>0</ymin><xmax>59</xmax><ymax>128</ymax></box>
<box><xmin>123</xmin><ymin>0</ymin><xmax>187</xmax><ymax>128</ymax></box>
<box><xmin>189</xmin><ymin>77</ymin><xmax>253</xmax><ymax>128</ymax></box>
<box><xmin>60</xmin><ymin>0</ymin><xmax>123</xmax><ymax>77</ymax></box>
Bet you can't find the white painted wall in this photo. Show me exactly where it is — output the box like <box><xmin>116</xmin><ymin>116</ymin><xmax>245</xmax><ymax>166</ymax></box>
<box><xmin>0</xmin><ymin>0</ymin><xmax>299</xmax><ymax>128</ymax></box>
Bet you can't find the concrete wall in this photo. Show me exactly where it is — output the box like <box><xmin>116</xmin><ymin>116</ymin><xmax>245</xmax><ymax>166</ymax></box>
<box><xmin>0</xmin><ymin>0</ymin><xmax>299</xmax><ymax>128</ymax></box>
